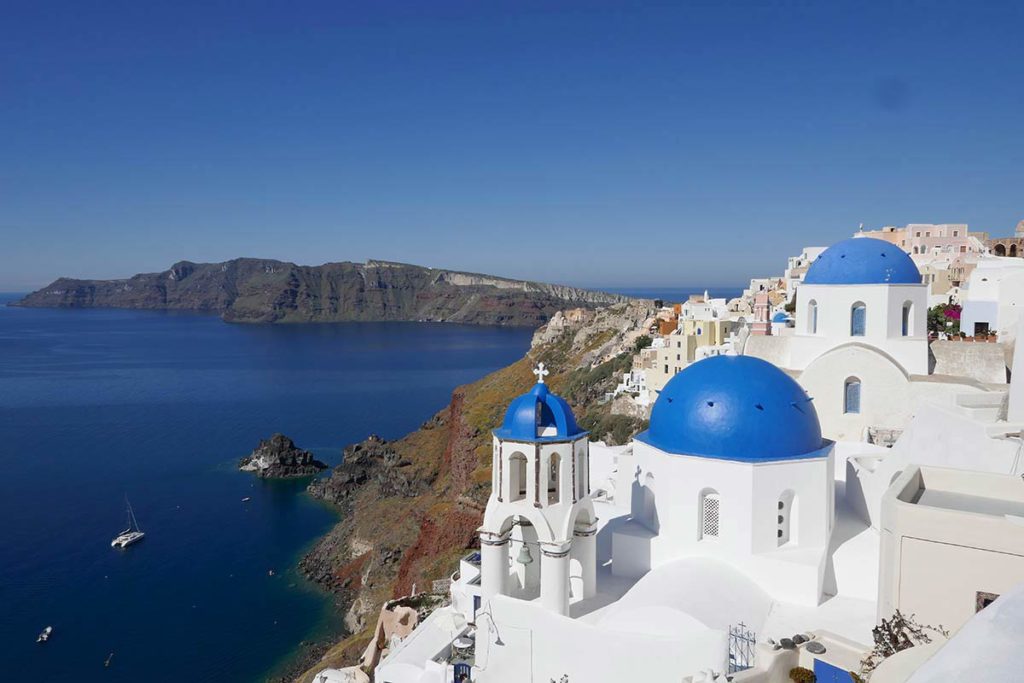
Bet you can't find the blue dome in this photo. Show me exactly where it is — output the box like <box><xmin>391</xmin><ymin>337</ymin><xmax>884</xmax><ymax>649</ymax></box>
<box><xmin>803</xmin><ymin>237</ymin><xmax>921</xmax><ymax>285</ymax></box>
<box><xmin>771</xmin><ymin>312</ymin><xmax>789</xmax><ymax>323</ymax></box>
<box><xmin>637</xmin><ymin>356</ymin><xmax>826</xmax><ymax>462</ymax></box>
<box><xmin>494</xmin><ymin>381</ymin><xmax>586</xmax><ymax>442</ymax></box>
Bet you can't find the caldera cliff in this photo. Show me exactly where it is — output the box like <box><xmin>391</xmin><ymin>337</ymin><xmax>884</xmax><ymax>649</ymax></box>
<box><xmin>12</xmin><ymin>259</ymin><xmax>630</xmax><ymax>327</ymax></box>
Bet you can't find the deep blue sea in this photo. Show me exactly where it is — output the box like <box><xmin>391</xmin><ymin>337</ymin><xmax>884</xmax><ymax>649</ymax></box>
<box><xmin>0</xmin><ymin>294</ymin><xmax>532</xmax><ymax>682</ymax></box>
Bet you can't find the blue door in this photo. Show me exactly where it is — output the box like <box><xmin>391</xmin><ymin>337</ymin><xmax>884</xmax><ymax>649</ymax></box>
<box><xmin>453</xmin><ymin>662</ymin><xmax>472</xmax><ymax>682</ymax></box>
<box><xmin>814</xmin><ymin>658</ymin><xmax>853</xmax><ymax>683</ymax></box>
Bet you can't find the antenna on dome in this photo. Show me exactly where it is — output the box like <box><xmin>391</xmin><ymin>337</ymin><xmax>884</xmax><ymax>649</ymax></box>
<box><xmin>533</xmin><ymin>362</ymin><xmax>549</xmax><ymax>384</ymax></box>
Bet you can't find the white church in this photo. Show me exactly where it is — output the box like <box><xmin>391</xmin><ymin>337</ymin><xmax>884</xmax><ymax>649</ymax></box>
<box><xmin>745</xmin><ymin>236</ymin><xmax>1002</xmax><ymax>443</ymax></box>
<box><xmin>323</xmin><ymin>236</ymin><xmax>1024</xmax><ymax>683</ymax></box>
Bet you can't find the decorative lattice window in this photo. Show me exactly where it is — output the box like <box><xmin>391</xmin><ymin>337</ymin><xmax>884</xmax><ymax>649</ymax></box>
<box><xmin>701</xmin><ymin>493</ymin><xmax>720</xmax><ymax>539</ymax></box>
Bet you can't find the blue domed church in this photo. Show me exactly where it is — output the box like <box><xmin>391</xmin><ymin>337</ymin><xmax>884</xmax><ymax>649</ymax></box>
<box><xmin>744</xmin><ymin>236</ymin><xmax>931</xmax><ymax>443</ymax></box>
<box><xmin>613</xmin><ymin>355</ymin><xmax>836</xmax><ymax>606</ymax></box>
<box><xmin>791</xmin><ymin>237</ymin><xmax>928</xmax><ymax>375</ymax></box>
<box><xmin>479</xmin><ymin>363</ymin><xmax>598</xmax><ymax>616</ymax></box>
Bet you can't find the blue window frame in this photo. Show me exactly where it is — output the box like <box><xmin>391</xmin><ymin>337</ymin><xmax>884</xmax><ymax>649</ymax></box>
<box><xmin>844</xmin><ymin>378</ymin><xmax>861</xmax><ymax>414</ymax></box>
<box><xmin>850</xmin><ymin>303</ymin><xmax>866</xmax><ymax>336</ymax></box>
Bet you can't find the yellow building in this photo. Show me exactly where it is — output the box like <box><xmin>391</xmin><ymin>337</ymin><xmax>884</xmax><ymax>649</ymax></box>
<box><xmin>642</xmin><ymin>318</ymin><xmax>740</xmax><ymax>393</ymax></box>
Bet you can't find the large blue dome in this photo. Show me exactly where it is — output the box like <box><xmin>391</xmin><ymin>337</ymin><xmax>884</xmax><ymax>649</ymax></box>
<box><xmin>637</xmin><ymin>356</ymin><xmax>826</xmax><ymax>462</ymax></box>
<box><xmin>494</xmin><ymin>381</ymin><xmax>586</xmax><ymax>442</ymax></box>
<box><xmin>803</xmin><ymin>237</ymin><xmax>921</xmax><ymax>285</ymax></box>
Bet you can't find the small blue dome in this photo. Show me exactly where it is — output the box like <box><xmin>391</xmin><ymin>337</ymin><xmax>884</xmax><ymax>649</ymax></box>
<box><xmin>494</xmin><ymin>381</ymin><xmax>586</xmax><ymax>442</ymax></box>
<box><xmin>637</xmin><ymin>356</ymin><xmax>826</xmax><ymax>462</ymax></box>
<box><xmin>771</xmin><ymin>312</ymin><xmax>789</xmax><ymax>323</ymax></box>
<box><xmin>803</xmin><ymin>237</ymin><xmax>921</xmax><ymax>285</ymax></box>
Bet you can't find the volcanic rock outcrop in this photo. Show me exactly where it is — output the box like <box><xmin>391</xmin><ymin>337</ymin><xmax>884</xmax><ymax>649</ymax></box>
<box><xmin>239</xmin><ymin>433</ymin><xmax>328</xmax><ymax>478</ymax></box>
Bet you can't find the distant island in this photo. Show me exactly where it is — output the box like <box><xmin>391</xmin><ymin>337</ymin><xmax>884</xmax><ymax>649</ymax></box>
<box><xmin>10</xmin><ymin>258</ymin><xmax>632</xmax><ymax>327</ymax></box>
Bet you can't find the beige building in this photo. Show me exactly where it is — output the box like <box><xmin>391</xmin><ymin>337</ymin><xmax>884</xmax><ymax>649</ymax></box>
<box><xmin>642</xmin><ymin>318</ymin><xmax>740</xmax><ymax>393</ymax></box>
<box><xmin>985</xmin><ymin>219</ymin><xmax>1024</xmax><ymax>257</ymax></box>
<box><xmin>918</xmin><ymin>256</ymin><xmax>976</xmax><ymax>301</ymax></box>
<box><xmin>878</xmin><ymin>465</ymin><xmax>1024</xmax><ymax>633</ymax></box>
<box><xmin>857</xmin><ymin>223</ymin><xmax>988</xmax><ymax>261</ymax></box>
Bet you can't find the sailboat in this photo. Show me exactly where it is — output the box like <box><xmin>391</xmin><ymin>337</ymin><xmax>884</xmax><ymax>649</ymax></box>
<box><xmin>111</xmin><ymin>497</ymin><xmax>145</xmax><ymax>549</ymax></box>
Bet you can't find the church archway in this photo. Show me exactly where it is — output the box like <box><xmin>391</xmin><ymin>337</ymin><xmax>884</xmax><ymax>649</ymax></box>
<box><xmin>995</xmin><ymin>244</ymin><xmax>1007</xmax><ymax>256</ymax></box>
<box><xmin>508</xmin><ymin>452</ymin><xmax>528</xmax><ymax>502</ymax></box>
<box><xmin>569</xmin><ymin>506</ymin><xmax>597</xmax><ymax>601</ymax></box>
<box><xmin>1012</xmin><ymin>245</ymin><xmax>1019</xmax><ymax>257</ymax></box>
<box><xmin>547</xmin><ymin>452</ymin><xmax>561</xmax><ymax>505</ymax></box>
<box><xmin>507</xmin><ymin>516</ymin><xmax>541</xmax><ymax>599</ymax></box>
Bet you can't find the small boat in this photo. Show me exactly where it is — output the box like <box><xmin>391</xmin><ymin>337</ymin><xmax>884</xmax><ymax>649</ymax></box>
<box><xmin>105</xmin><ymin>652</ymin><xmax>114</xmax><ymax>667</ymax></box>
<box><xmin>37</xmin><ymin>626</ymin><xmax>52</xmax><ymax>643</ymax></box>
<box><xmin>111</xmin><ymin>497</ymin><xmax>145</xmax><ymax>549</ymax></box>
<box><xmin>241</xmin><ymin>496</ymin><xmax>252</xmax><ymax>502</ymax></box>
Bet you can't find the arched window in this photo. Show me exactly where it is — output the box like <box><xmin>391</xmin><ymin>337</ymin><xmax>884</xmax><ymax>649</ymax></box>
<box><xmin>777</xmin><ymin>491</ymin><xmax>797</xmax><ymax>547</ymax></box>
<box><xmin>844</xmin><ymin>377</ymin><xmax>862</xmax><ymax>414</ymax></box>
<box><xmin>509</xmin><ymin>453</ymin><xmax>528</xmax><ymax>502</ymax></box>
<box><xmin>901</xmin><ymin>301</ymin><xmax>913</xmax><ymax>337</ymax></box>
<box><xmin>1012</xmin><ymin>245</ymin><xmax>1019</xmax><ymax>258</ymax></box>
<box><xmin>699</xmin><ymin>489</ymin><xmax>720</xmax><ymax>540</ymax></box>
<box><xmin>850</xmin><ymin>302</ymin><xmax>866</xmax><ymax>336</ymax></box>
<box><xmin>547</xmin><ymin>452</ymin><xmax>561</xmax><ymax>505</ymax></box>
<box><xmin>807</xmin><ymin>299</ymin><xmax>818</xmax><ymax>334</ymax></box>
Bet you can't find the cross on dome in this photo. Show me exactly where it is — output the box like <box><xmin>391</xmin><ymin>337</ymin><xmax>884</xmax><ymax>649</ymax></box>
<box><xmin>533</xmin><ymin>362</ymin><xmax>549</xmax><ymax>384</ymax></box>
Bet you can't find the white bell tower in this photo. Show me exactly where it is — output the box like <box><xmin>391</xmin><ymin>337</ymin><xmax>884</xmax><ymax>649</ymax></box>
<box><xmin>478</xmin><ymin>363</ymin><xmax>597</xmax><ymax>616</ymax></box>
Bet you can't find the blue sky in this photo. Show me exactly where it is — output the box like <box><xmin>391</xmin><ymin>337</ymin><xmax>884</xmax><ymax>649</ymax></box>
<box><xmin>2</xmin><ymin>1</ymin><xmax>1022</xmax><ymax>291</ymax></box>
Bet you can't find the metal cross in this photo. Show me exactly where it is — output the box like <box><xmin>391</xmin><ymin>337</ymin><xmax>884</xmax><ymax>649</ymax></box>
<box><xmin>533</xmin><ymin>362</ymin><xmax>549</xmax><ymax>384</ymax></box>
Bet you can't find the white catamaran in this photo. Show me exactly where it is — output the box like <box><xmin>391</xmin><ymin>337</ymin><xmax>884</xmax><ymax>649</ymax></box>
<box><xmin>111</xmin><ymin>497</ymin><xmax>145</xmax><ymax>549</ymax></box>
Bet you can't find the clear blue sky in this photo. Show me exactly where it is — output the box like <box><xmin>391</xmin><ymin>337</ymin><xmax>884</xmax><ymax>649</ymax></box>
<box><xmin>2</xmin><ymin>1</ymin><xmax>1022</xmax><ymax>291</ymax></box>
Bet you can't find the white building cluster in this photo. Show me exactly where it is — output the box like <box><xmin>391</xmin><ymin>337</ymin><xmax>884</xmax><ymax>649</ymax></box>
<box><xmin>318</xmin><ymin>234</ymin><xmax>1024</xmax><ymax>683</ymax></box>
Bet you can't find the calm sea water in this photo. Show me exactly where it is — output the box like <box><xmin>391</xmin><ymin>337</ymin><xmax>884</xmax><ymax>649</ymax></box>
<box><xmin>0</xmin><ymin>295</ymin><xmax>532</xmax><ymax>682</ymax></box>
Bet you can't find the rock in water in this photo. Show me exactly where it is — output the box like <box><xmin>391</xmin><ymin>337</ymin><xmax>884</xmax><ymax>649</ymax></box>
<box><xmin>239</xmin><ymin>433</ymin><xmax>328</xmax><ymax>478</ymax></box>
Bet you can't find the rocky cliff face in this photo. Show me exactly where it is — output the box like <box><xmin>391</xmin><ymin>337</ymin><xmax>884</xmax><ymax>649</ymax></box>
<box><xmin>238</xmin><ymin>433</ymin><xmax>328</xmax><ymax>478</ymax></box>
<box><xmin>12</xmin><ymin>258</ymin><xmax>631</xmax><ymax>327</ymax></box>
<box><xmin>291</xmin><ymin>301</ymin><xmax>655</xmax><ymax>681</ymax></box>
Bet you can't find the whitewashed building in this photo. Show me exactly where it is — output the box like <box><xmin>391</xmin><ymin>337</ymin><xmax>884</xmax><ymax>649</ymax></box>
<box><xmin>745</xmin><ymin>237</ymin><xmax>1002</xmax><ymax>442</ymax></box>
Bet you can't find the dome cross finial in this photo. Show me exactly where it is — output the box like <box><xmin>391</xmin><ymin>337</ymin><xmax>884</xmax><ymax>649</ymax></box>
<box><xmin>533</xmin><ymin>362</ymin><xmax>549</xmax><ymax>384</ymax></box>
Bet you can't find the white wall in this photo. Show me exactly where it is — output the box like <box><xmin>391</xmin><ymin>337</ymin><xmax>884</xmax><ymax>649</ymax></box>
<box><xmin>793</xmin><ymin>283</ymin><xmax>928</xmax><ymax>375</ymax></box>
<box><xmin>961</xmin><ymin>258</ymin><xmax>1024</xmax><ymax>340</ymax></box>
<box><xmin>475</xmin><ymin>594</ymin><xmax>728</xmax><ymax>683</ymax></box>
<box><xmin>879</xmin><ymin>467</ymin><xmax>1024</xmax><ymax>632</ymax></box>
<box><xmin>615</xmin><ymin>440</ymin><xmax>834</xmax><ymax>605</ymax></box>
